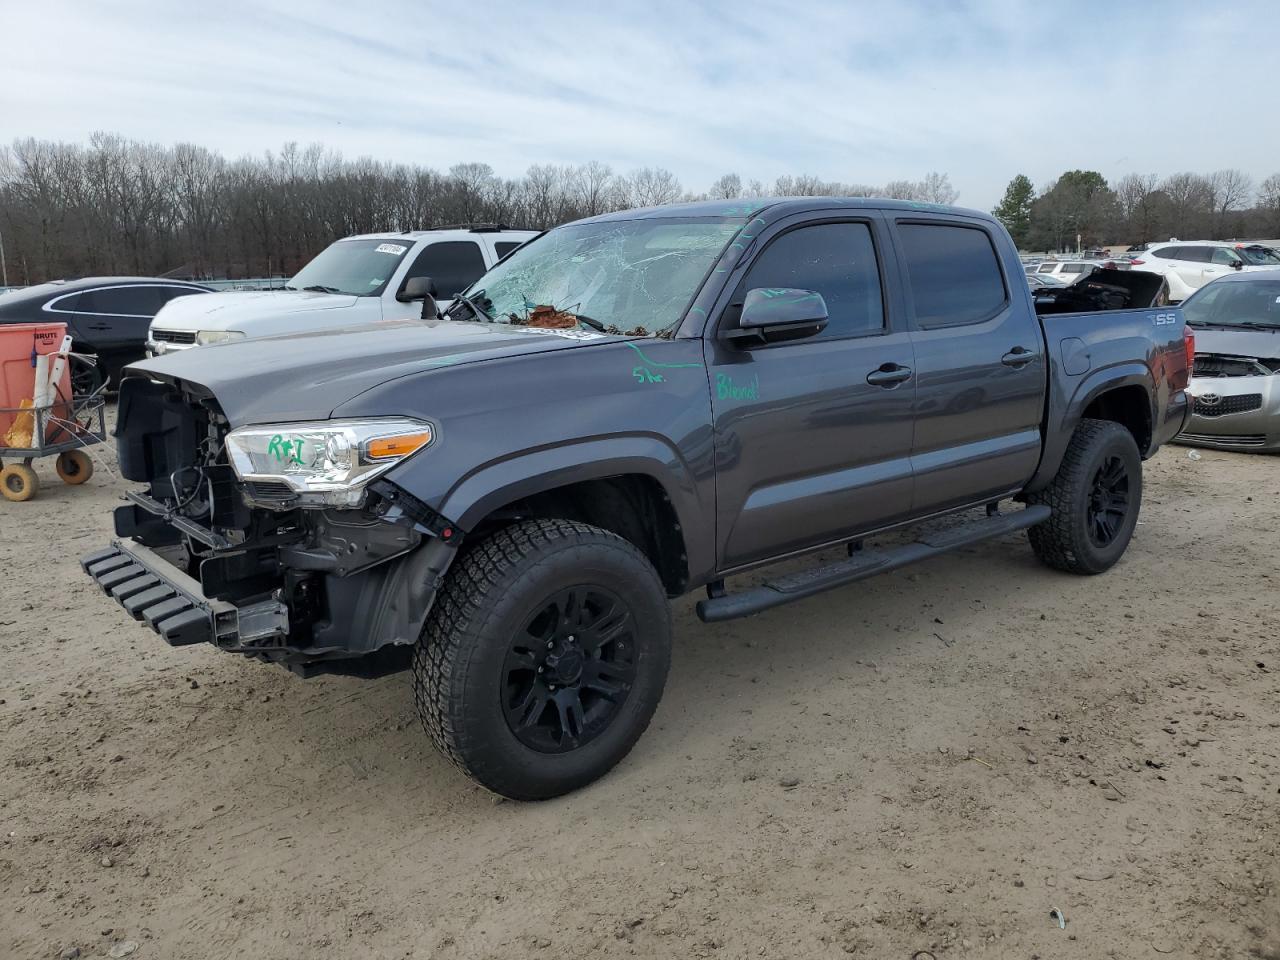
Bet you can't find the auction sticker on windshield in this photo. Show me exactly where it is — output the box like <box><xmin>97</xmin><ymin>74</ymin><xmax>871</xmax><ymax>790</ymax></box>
<box><xmin>375</xmin><ymin>243</ymin><xmax>408</xmax><ymax>255</ymax></box>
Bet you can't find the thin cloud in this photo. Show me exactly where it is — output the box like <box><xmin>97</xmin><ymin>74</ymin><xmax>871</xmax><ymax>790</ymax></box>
<box><xmin>1</xmin><ymin>0</ymin><xmax>1275</xmax><ymax>208</ymax></box>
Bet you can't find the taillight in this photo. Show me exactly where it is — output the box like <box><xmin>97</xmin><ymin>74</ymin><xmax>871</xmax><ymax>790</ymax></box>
<box><xmin>1181</xmin><ymin>324</ymin><xmax>1195</xmax><ymax>389</ymax></box>
<box><xmin>1129</xmin><ymin>258</ymin><xmax>1145</xmax><ymax>265</ymax></box>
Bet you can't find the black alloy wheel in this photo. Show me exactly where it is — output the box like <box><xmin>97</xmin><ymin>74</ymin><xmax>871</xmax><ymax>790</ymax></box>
<box><xmin>502</xmin><ymin>586</ymin><xmax>636</xmax><ymax>753</ymax></box>
<box><xmin>1086</xmin><ymin>455</ymin><xmax>1131</xmax><ymax>548</ymax></box>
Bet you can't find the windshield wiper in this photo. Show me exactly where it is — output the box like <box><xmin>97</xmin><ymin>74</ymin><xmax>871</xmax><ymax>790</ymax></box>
<box><xmin>302</xmin><ymin>284</ymin><xmax>342</xmax><ymax>294</ymax></box>
<box><xmin>1189</xmin><ymin>320</ymin><xmax>1278</xmax><ymax>331</ymax></box>
<box><xmin>451</xmin><ymin>289</ymin><xmax>489</xmax><ymax>322</ymax></box>
<box><xmin>575</xmin><ymin>314</ymin><xmax>606</xmax><ymax>332</ymax></box>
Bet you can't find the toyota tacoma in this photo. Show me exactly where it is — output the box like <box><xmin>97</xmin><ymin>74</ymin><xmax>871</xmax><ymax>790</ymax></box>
<box><xmin>83</xmin><ymin>199</ymin><xmax>1193</xmax><ymax>799</ymax></box>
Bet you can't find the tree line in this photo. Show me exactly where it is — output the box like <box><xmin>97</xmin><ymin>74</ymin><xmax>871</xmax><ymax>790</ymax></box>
<box><xmin>0</xmin><ymin>133</ymin><xmax>958</xmax><ymax>285</ymax></box>
<box><xmin>993</xmin><ymin>168</ymin><xmax>1280</xmax><ymax>253</ymax></box>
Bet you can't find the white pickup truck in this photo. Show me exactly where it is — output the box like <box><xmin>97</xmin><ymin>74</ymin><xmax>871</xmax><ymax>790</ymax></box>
<box><xmin>147</xmin><ymin>225</ymin><xmax>537</xmax><ymax>354</ymax></box>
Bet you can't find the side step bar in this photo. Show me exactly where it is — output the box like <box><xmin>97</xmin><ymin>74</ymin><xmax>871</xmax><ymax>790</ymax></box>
<box><xmin>695</xmin><ymin>505</ymin><xmax>1051</xmax><ymax>623</ymax></box>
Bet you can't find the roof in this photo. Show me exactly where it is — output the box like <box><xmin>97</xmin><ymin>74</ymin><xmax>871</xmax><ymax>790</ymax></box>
<box><xmin>0</xmin><ymin>276</ymin><xmax>209</xmax><ymax>300</ymax></box>
<box><xmin>1196</xmin><ymin>269</ymin><xmax>1280</xmax><ymax>287</ymax></box>
<box><xmin>579</xmin><ymin>197</ymin><xmax>996</xmax><ymax>225</ymax></box>
<box><xmin>1155</xmin><ymin>239</ymin><xmax>1276</xmax><ymax>248</ymax></box>
<box><xmin>341</xmin><ymin>228</ymin><xmax>540</xmax><ymax>242</ymax></box>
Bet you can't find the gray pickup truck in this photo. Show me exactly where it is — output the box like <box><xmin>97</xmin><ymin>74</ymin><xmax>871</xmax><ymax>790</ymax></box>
<box><xmin>83</xmin><ymin>199</ymin><xmax>1193</xmax><ymax>799</ymax></box>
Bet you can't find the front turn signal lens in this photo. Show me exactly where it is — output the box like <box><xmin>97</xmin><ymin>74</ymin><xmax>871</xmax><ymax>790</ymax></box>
<box><xmin>364</xmin><ymin>430</ymin><xmax>433</xmax><ymax>461</ymax></box>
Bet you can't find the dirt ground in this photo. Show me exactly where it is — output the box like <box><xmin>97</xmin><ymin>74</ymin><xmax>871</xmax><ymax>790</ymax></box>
<box><xmin>2</xmin><ymin>426</ymin><xmax>1278</xmax><ymax>960</ymax></box>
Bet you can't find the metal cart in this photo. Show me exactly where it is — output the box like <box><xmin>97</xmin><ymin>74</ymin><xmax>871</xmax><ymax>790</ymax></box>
<box><xmin>0</xmin><ymin>386</ymin><xmax>108</xmax><ymax>502</ymax></box>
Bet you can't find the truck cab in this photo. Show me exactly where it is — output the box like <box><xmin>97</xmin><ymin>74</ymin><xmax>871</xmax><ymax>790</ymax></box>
<box><xmin>146</xmin><ymin>225</ymin><xmax>536</xmax><ymax>354</ymax></box>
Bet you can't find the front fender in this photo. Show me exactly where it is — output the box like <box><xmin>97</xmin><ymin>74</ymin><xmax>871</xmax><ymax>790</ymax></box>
<box><xmin>435</xmin><ymin>434</ymin><xmax>714</xmax><ymax>582</ymax></box>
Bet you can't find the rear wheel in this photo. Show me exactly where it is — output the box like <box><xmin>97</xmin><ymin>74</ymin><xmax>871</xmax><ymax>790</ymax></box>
<box><xmin>1</xmin><ymin>463</ymin><xmax>39</xmax><ymax>502</ymax></box>
<box><xmin>56</xmin><ymin>450</ymin><xmax>93</xmax><ymax>485</ymax></box>
<box><xmin>71</xmin><ymin>358</ymin><xmax>104</xmax><ymax>397</ymax></box>
<box><xmin>1027</xmin><ymin>418</ymin><xmax>1142</xmax><ymax>574</ymax></box>
<box><xmin>414</xmin><ymin>518</ymin><xmax>672</xmax><ymax>800</ymax></box>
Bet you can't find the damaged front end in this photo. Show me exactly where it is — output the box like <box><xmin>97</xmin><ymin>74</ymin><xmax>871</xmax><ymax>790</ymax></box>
<box><xmin>82</xmin><ymin>376</ymin><xmax>458</xmax><ymax>676</ymax></box>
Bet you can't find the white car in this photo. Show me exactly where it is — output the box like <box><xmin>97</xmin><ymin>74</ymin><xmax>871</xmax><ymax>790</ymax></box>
<box><xmin>1032</xmin><ymin>260</ymin><xmax>1106</xmax><ymax>285</ymax></box>
<box><xmin>1127</xmin><ymin>241</ymin><xmax>1280</xmax><ymax>303</ymax></box>
<box><xmin>147</xmin><ymin>226</ymin><xmax>537</xmax><ymax>353</ymax></box>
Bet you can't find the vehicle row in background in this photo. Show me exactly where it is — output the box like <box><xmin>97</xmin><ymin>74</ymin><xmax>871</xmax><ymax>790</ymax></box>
<box><xmin>0</xmin><ymin>278</ymin><xmax>210</xmax><ymax>387</ymax></box>
<box><xmin>147</xmin><ymin>225</ymin><xmax>537</xmax><ymax>355</ymax></box>
<box><xmin>1127</xmin><ymin>241</ymin><xmax>1280</xmax><ymax>302</ymax></box>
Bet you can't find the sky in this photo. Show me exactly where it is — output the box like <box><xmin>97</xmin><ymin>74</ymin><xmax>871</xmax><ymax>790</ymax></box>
<box><xmin>1</xmin><ymin>0</ymin><xmax>1277</xmax><ymax>211</ymax></box>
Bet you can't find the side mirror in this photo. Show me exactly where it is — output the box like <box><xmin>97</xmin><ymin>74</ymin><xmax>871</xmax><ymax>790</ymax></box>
<box><xmin>398</xmin><ymin>276</ymin><xmax>439</xmax><ymax>319</ymax></box>
<box><xmin>724</xmin><ymin>288</ymin><xmax>829</xmax><ymax>345</ymax></box>
<box><xmin>1232</xmin><ymin>260</ymin><xmax>1244</xmax><ymax>271</ymax></box>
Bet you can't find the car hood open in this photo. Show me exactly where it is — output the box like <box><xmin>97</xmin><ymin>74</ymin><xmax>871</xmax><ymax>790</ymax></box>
<box><xmin>127</xmin><ymin>319</ymin><xmax>623</xmax><ymax>424</ymax></box>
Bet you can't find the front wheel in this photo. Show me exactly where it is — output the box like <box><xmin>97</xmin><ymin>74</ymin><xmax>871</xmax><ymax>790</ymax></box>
<box><xmin>1027</xmin><ymin>418</ymin><xmax>1142</xmax><ymax>574</ymax></box>
<box><xmin>413</xmin><ymin>518</ymin><xmax>672</xmax><ymax>800</ymax></box>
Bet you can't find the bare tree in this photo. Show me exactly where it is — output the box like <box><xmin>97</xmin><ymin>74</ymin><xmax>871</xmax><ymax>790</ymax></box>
<box><xmin>1208</xmin><ymin>168</ymin><xmax>1254</xmax><ymax>233</ymax></box>
<box><xmin>572</xmin><ymin>161</ymin><xmax>615</xmax><ymax>217</ymax></box>
<box><xmin>709</xmin><ymin>173</ymin><xmax>742</xmax><ymax>199</ymax></box>
<box><xmin>917</xmin><ymin>172</ymin><xmax>958</xmax><ymax>205</ymax></box>
<box><xmin>624</xmin><ymin>167</ymin><xmax>682</xmax><ymax>207</ymax></box>
<box><xmin>1160</xmin><ymin>172</ymin><xmax>1214</xmax><ymax>238</ymax></box>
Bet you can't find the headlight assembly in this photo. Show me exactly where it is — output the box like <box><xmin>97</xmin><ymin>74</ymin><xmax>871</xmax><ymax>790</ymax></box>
<box><xmin>195</xmin><ymin>330</ymin><xmax>247</xmax><ymax>345</ymax></box>
<box><xmin>225</xmin><ymin>417</ymin><xmax>434</xmax><ymax>507</ymax></box>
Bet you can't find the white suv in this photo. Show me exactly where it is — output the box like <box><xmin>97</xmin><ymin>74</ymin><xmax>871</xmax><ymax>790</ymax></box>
<box><xmin>147</xmin><ymin>226</ymin><xmax>537</xmax><ymax>353</ymax></box>
<box><xmin>1129</xmin><ymin>241</ymin><xmax>1280</xmax><ymax>302</ymax></box>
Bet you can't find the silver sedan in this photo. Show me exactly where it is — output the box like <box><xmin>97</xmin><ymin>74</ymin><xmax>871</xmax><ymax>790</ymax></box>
<box><xmin>1177</xmin><ymin>272</ymin><xmax>1280</xmax><ymax>452</ymax></box>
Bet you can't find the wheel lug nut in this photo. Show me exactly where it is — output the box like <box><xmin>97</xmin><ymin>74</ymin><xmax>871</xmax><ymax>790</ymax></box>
<box><xmin>537</xmin><ymin>666</ymin><xmax>544</xmax><ymax>673</ymax></box>
<box><xmin>547</xmin><ymin>640</ymin><xmax>554</xmax><ymax>649</ymax></box>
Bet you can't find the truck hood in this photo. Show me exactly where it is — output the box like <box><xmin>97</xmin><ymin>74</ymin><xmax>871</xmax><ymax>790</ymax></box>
<box><xmin>1192</xmin><ymin>326</ymin><xmax>1280</xmax><ymax>359</ymax></box>
<box><xmin>127</xmin><ymin>319</ymin><xmax>623</xmax><ymax>424</ymax></box>
<box><xmin>150</xmin><ymin>289</ymin><xmax>361</xmax><ymax>332</ymax></box>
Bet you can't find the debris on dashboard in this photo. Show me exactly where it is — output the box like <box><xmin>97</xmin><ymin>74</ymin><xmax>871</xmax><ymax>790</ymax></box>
<box><xmin>510</xmin><ymin>305</ymin><xmax>579</xmax><ymax>329</ymax></box>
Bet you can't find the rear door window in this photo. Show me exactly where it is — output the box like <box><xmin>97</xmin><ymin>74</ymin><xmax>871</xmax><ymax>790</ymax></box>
<box><xmin>1179</xmin><ymin>247</ymin><xmax>1213</xmax><ymax>264</ymax></box>
<box><xmin>77</xmin><ymin>287</ymin><xmax>157</xmax><ymax>316</ymax></box>
<box><xmin>494</xmin><ymin>241</ymin><xmax>523</xmax><ymax>259</ymax></box>
<box><xmin>402</xmin><ymin>241</ymin><xmax>487</xmax><ymax>298</ymax></box>
<box><xmin>47</xmin><ymin>292</ymin><xmax>82</xmax><ymax>313</ymax></box>
<box><xmin>898</xmin><ymin>222</ymin><xmax>1008</xmax><ymax>327</ymax></box>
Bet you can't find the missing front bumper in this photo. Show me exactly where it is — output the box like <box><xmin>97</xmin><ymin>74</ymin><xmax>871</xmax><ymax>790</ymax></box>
<box><xmin>81</xmin><ymin>540</ymin><xmax>288</xmax><ymax>648</ymax></box>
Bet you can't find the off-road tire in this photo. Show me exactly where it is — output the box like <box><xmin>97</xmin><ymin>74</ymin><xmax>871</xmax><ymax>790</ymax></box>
<box><xmin>1027</xmin><ymin>418</ymin><xmax>1142</xmax><ymax>574</ymax></box>
<box><xmin>413</xmin><ymin>518</ymin><xmax>672</xmax><ymax>800</ymax></box>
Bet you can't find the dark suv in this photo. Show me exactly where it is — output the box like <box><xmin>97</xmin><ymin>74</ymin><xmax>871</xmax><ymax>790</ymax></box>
<box><xmin>0</xmin><ymin>277</ymin><xmax>210</xmax><ymax>387</ymax></box>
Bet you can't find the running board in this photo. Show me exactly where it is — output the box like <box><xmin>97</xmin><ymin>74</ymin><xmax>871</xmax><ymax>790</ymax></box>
<box><xmin>695</xmin><ymin>505</ymin><xmax>1051</xmax><ymax>623</ymax></box>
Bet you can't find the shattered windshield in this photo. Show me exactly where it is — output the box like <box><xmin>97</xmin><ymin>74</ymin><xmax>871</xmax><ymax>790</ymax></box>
<box><xmin>1238</xmin><ymin>245</ymin><xmax>1280</xmax><ymax>267</ymax></box>
<box><xmin>451</xmin><ymin>217</ymin><xmax>742</xmax><ymax>335</ymax></box>
<box><xmin>286</xmin><ymin>238</ymin><xmax>413</xmax><ymax>296</ymax></box>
